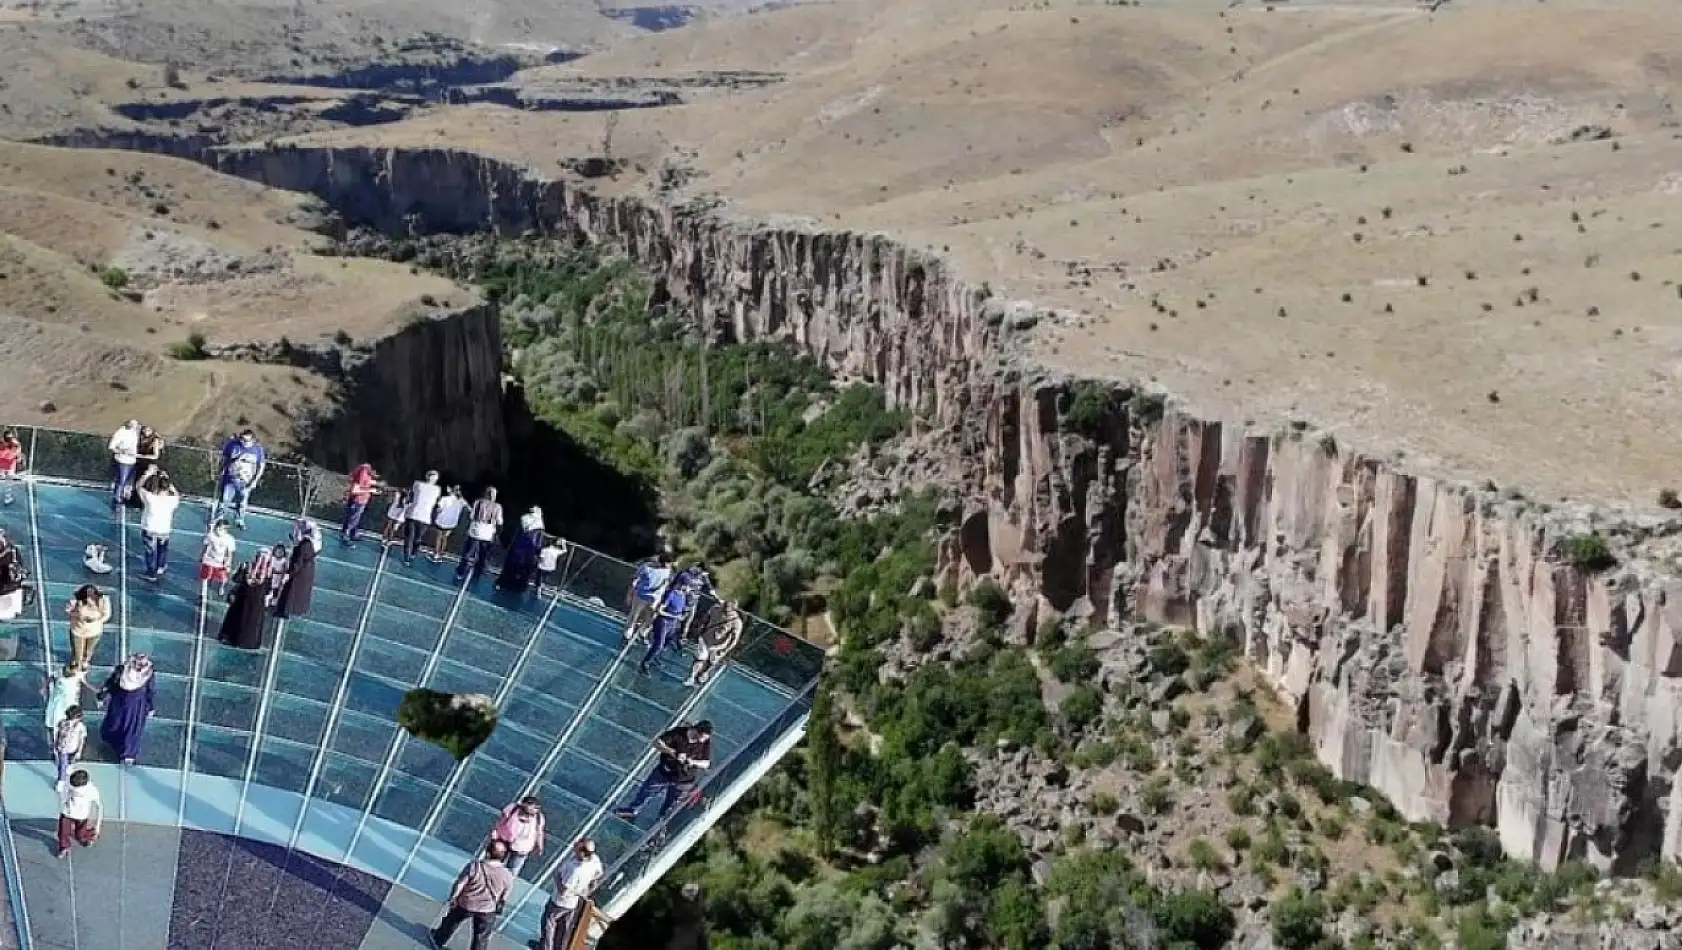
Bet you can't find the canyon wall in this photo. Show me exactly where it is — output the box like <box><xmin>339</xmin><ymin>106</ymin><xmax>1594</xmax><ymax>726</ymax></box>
<box><xmin>195</xmin><ymin>142</ymin><xmax>1682</xmax><ymax>874</ymax></box>
<box><xmin>299</xmin><ymin>302</ymin><xmax>509</xmax><ymax>484</ymax></box>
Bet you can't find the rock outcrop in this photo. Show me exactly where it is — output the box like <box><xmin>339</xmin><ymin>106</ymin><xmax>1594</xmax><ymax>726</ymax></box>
<box><xmin>300</xmin><ymin>303</ymin><xmax>509</xmax><ymax>485</ymax></box>
<box><xmin>151</xmin><ymin>141</ymin><xmax>1682</xmax><ymax>875</ymax></box>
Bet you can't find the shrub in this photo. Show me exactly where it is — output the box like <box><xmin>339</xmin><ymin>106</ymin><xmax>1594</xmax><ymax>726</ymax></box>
<box><xmin>167</xmin><ymin>332</ymin><xmax>209</xmax><ymax>361</ymax></box>
<box><xmin>1186</xmin><ymin>837</ymin><xmax>1223</xmax><ymax>871</ymax></box>
<box><xmin>1270</xmin><ymin>888</ymin><xmax>1327</xmax><ymax>950</ymax></box>
<box><xmin>1154</xmin><ymin>888</ymin><xmax>1234</xmax><ymax>949</ymax></box>
<box><xmin>1049</xmin><ymin>643</ymin><xmax>1100</xmax><ymax>683</ymax></box>
<box><xmin>1140</xmin><ymin>775</ymin><xmax>1172</xmax><ymax>814</ymax></box>
<box><xmin>967</xmin><ymin>579</ymin><xmax>1013</xmax><ymax>631</ymax></box>
<box><xmin>1660</xmin><ymin>489</ymin><xmax>1681</xmax><ymax>510</ymax></box>
<box><xmin>396</xmin><ymin>689</ymin><xmax>497</xmax><ymax>760</ymax></box>
<box><xmin>1063</xmin><ymin>381</ymin><xmax>1117</xmax><ymax>438</ymax></box>
<box><xmin>1565</xmin><ymin>533</ymin><xmax>1616</xmax><ymax>572</ymax></box>
<box><xmin>1060</xmin><ymin>684</ymin><xmax>1103</xmax><ymax>733</ymax></box>
<box><xmin>100</xmin><ymin>265</ymin><xmax>130</xmax><ymax>289</ymax></box>
<box><xmin>1225</xmin><ymin>826</ymin><xmax>1252</xmax><ymax>851</ymax></box>
<box><xmin>1088</xmin><ymin>791</ymin><xmax>1121</xmax><ymax>815</ymax></box>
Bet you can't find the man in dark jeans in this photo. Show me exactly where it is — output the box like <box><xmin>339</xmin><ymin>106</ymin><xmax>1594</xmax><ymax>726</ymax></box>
<box><xmin>613</xmin><ymin>720</ymin><xmax>713</xmax><ymax>824</ymax></box>
<box><xmin>431</xmin><ymin>840</ymin><xmax>514</xmax><ymax>950</ymax></box>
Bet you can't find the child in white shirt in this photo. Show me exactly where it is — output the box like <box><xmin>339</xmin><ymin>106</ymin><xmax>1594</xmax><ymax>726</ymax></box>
<box><xmin>53</xmin><ymin>706</ymin><xmax>86</xmax><ymax>787</ymax></box>
<box><xmin>382</xmin><ymin>489</ymin><xmax>408</xmax><ymax>545</ymax></box>
<box><xmin>536</xmin><ymin>537</ymin><xmax>568</xmax><ymax>593</ymax></box>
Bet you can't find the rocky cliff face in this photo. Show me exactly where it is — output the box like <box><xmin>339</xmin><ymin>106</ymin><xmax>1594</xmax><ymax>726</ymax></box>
<box><xmin>183</xmin><ymin>142</ymin><xmax>1682</xmax><ymax>876</ymax></box>
<box><xmin>298</xmin><ymin>302</ymin><xmax>509</xmax><ymax>485</ymax></box>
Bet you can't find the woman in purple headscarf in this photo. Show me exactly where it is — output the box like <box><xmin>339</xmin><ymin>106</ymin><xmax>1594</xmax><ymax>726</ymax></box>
<box><xmin>98</xmin><ymin>653</ymin><xmax>156</xmax><ymax>765</ymax></box>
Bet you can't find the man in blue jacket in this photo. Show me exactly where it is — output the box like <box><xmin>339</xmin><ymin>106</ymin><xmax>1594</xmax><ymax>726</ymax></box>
<box><xmin>210</xmin><ymin>430</ymin><xmax>266</xmax><ymax>529</ymax></box>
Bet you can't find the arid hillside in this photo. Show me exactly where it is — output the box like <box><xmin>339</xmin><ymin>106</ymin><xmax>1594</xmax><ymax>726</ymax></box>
<box><xmin>0</xmin><ymin>140</ymin><xmax>471</xmax><ymax>443</ymax></box>
<box><xmin>278</xmin><ymin>0</ymin><xmax>1682</xmax><ymax>504</ymax></box>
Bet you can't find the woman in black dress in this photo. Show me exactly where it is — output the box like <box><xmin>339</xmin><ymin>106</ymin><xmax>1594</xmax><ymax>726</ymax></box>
<box><xmin>218</xmin><ymin>546</ymin><xmax>281</xmax><ymax>650</ymax></box>
<box><xmin>274</xmin><ymin>520</ymin><xmax>320</xmax><ymax>620</ymax></box>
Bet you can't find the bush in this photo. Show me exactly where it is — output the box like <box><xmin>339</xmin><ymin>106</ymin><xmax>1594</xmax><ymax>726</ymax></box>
<box><xmin>396</xmin><ymin>688</ymin><xmax>498</xmax><ymax>760</ymax></box>
<box><xmin>1186</xmin><ymin>837</ymin><xmax>1223</xmax><ymax>871</ymax></box>
<box><xmin>1088</xmin><ymin>791</ymin><xmax>1121</xmax><ymax>815</ymax></box>
<box><xmin>1060</xmin><ymin>684</ymin><xmax>1103</xmax><ymax>732</ymax></box>
<box><xmin>967</xmin><ymin>579</ymin><xmax>1014</xmax><ymax>631</ymax></box>
<box><xmin>1270</xmin><ymin>888</ymin><xmax>1328</xmax><ymax>950</ymax></box>
<box><xmin>1661</xmin><ymin>489</ymin><xmax>1681</xmax><ymax>510</ymax></box>
<box><xmin>167</xmin><ymin>332</ymin><xmax>209</xmax><ymax>361</ymax></box>
<box><xmin>1155</xmin><ymin>888</ymin><xmax>1235</xmax><ymax>949</ymax></box>
<box><xmin>1225</xmin><ymin>826</ymin><xmax>1252</xmax><ymax>851</ymax></box>
<box><xmin>100</xmin><ymin>265</ymin><xmax>130</xmax><ymax>289</ymax></box>
<box><xmin>1565</xmin><ymin>533</ymin><xmax>1616</xmax><ymax>572</ymax></box>
<box><xmin>1063</xmin><ymin>381</ymin><xmax>1117</xmax><ymax>438</ymax></box>
<box><xmin>1049</xmin><ymin>643</ymin><xmax>1101</xmax><ymax>683</ymax></box>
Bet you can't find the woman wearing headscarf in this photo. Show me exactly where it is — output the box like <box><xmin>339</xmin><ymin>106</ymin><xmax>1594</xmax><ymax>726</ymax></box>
<box><xmin>97</xmin><ymin>653</ymin><xmax>155</xmax><ymax>765</ymax></box>
<box><xmin>218</xmin><ymin>546</ymin><xmax>280</xmax><ymax>650</ymax></box>
<box><xmin>496</xmin><ymin>506</ymin><xmax>546</xmax><ymax>593</ymax></box>
<box><xmin>274</xmin><ymin>520</ymin><xmax>320</xmax><ymax>620</ymax></box>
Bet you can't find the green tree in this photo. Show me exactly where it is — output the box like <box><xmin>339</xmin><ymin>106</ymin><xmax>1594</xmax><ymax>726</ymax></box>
<box><xmin>805</xmin><ymin>684</ymin><xmax>844</xmax><ymax>856</ymax></box>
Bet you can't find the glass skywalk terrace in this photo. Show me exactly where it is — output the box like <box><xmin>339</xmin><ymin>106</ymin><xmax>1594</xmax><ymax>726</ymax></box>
<box><xmin>0</xmin><ymin>426</ymin><xmax>822</xmax><ymax>949</ymax></box>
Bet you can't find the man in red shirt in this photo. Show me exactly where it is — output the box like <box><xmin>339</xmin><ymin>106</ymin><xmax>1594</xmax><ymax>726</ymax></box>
<box><xmin>339</xmin><ymin>463</ymin><xmax>381</xmax><ymax>547</ymax></box>
<box><xmin>0</xmin><ymin>429</ymin><xmax>23</xmax><ymax>506</ymax></box>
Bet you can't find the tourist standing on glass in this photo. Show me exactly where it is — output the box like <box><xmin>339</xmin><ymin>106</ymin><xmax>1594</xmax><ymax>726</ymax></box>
<box><xmin>536</xmin><ymin>837</ymin><xmax>603</xmax><ymax>950</ymax></box>
<box><xmin>430</xmin><ymin>486</ymin><xmax>466</xmax><ymax>563</ymax></box>
<box><xmin>137</xmin><ymin>467</ymin><xmax>181</xmax><ymax>582</ymax></box>
<box><xmin>274</xmin><ymin>520</ymin><xmax>321</xmax><ymax>619</ymax></box>
<box><xmin>340</xmin><ymin>463</ymin><xmax>381</xmax><ymax>547</ymax></box>
<box><xmin>382</xmin><ymin>487</ymin><xmax>408</xmax><ymax>545</ymax></box>
<box><xmin>404</xmin><ymin>471</ymin><xmax>443</xmax><ymax>566</ymax></box>
<box><xmin>44</xmin><ymin>664</ymin><xmax>86</xmax><ymax>738</ymax></box>
<box><xmin>98</xmin><ymin>652</ymin><xmax>155</xmax><ymax>765</ymax></box>
<box><xmin>623</xmin><ymin>555</ymin><xmax>672</xmax><ymax>643</ymax></box>
<box><xmin>212</xmin><ymin>429</ymin><xmax>266</xmax><ymax>528</ymax></box>
<box><xmin>56</xmin><ymin>768</ymin><xmax>102</xmax><ymax>858</ymax></box>
<box><xmin>200</xmin><ymin>519</ymin><xmax>237</xmax><ymax>597</ymax></box>
<box><xmin>431</xmin><ymin>839</ymin><xmax>514</xmax><ymax>950</ymax></box>
<box><xmin>612</xmin><ymin>720</ymin><xmax>713</xmax><ymax>824</ymax></box>
<box><xmin>0</xmin><ymin>529</ymin><xmax>28</xmax><ymax>622</ymax></box>
<box><xmin>65</xmin><ymin>585</ymin><xmax>111</xmax><ymax>670</ymax></box>
<box><xmin>219</xmin><ymin>550</ymin><xmax>277</xmax><ymax>650</ymax></box>
<box><xmin>124</xmin><ymin>425</ymin><xmax>163</xmax><ymax>511</ymax></box>
<box><xmin>535</xmin><ymin>536</ymin><xmax>567</xmax><ymax>594</ymax></box>
<box><xmin>497</xmin><ymin>507</ymin><xmax>545</xmax><ymax>593</ymax></box>
<box><xmin>637</xmin><ymin>581</ymin><xmax>691</xmax><ymax>676</ymax></box>
<box><xmin>52</xmin><ymin>705</ymin><xmax>86</xmax><ymax>786</ymax></box>
<box><xmin>456</xmin><ymin>488</ymin><xmax>503</xmax><ymax>583</ymax></box>
<box><xmin>0</xmin><ymin>428</ymin><xmax>25</xmax><ymax>506</ymax></box>
<box><xmin>107</xmin><ymin>420</ymin><xmax>139</xmax><ymax>510</ymax></box>
<box><xmin>687</xmin><ymin>600</ymin><xmax>744</xmax><ymax>688</ymax></box>
<box><xmin>488</xmin><ymin>795</ymin><xmax>546</xmax><ymax>874</ymax></box>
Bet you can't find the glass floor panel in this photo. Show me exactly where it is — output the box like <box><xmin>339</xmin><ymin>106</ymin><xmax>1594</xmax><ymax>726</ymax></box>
<box><xmin>0</xmin><ymin>474</ymin><xmax>815</xmax><ymax>946</ymax></box>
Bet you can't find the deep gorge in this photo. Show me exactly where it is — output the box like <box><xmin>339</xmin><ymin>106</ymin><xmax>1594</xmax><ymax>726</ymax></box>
<box><xmin>50</xmin><ymin>135</ymin><xmax>1682</xmax><ymax>931</ymax></box>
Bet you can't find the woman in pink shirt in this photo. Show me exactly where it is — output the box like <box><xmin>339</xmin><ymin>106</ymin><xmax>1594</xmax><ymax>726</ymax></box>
<box><xmin>487</xmin><ymin>795</ymin><xmax>546</xmax><ymax>874</ymax></box>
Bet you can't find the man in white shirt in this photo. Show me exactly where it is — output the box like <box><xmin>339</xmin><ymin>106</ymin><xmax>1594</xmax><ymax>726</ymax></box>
<box><xmin>107</xmin><ymin>421</ymin><xmax>139</xmax><ymax>510</ymax></box>
<box><xmin>536</xmin><ymin>838</ymin><xmax>603</xmax><ymax>950</ymax></box>
<box><xmin>136</xmin><ymin>470</ymin><xmax>182</xmax><ymax>581</ymax></box>
<box><xmin>403</xmin><ymin>471</ymin><xmax>442</xmax><ymax>566</ymax></box>
<box><xmin>57</xmin><ymin>768</ymin><xmax>102</xmax><ymax>857</ymax></box>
